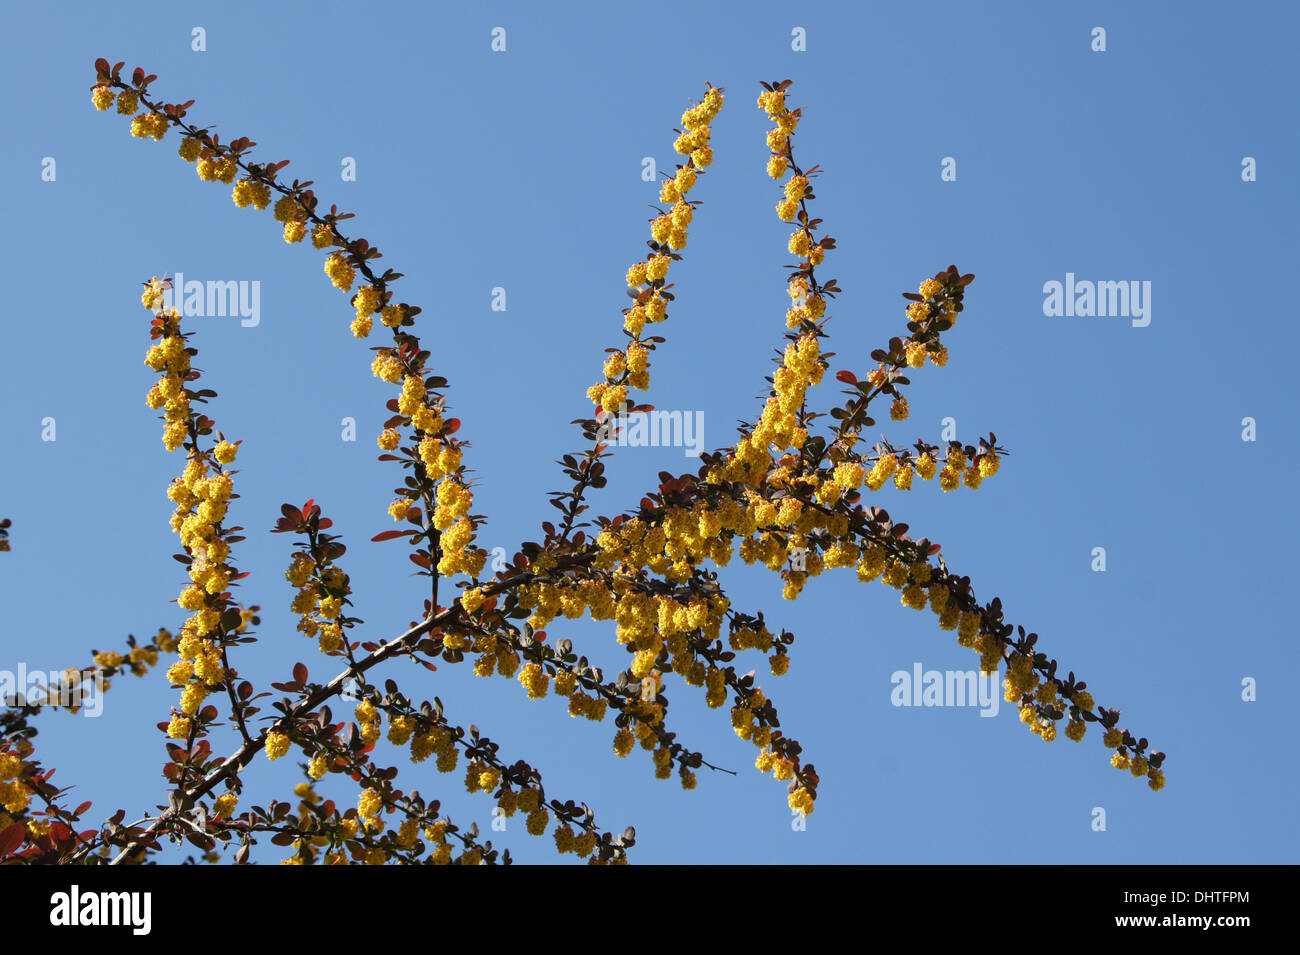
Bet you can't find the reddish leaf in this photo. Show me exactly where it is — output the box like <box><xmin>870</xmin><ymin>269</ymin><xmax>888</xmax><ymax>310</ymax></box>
<box><xmin>444</xmin><ymin>418</ymin><xmax>461</xmax><ymax>434</ymax></box>
<box><xmin>835</xmin><ymin>370</ymin><xmax>858</xmax><ymax>384</ymax></box>
<box><xmin>371</xmin><ymin>530</ymin><xmax>408</xmax><ymax>542</ymax></box>
<box><xmin>0</xmin><ymin>823</ymin><xmax>26</xmax><ymax>858</ymax></box>
<box><xmin>293</xmin><ymin>662</ymin><xmax>308</xmax><ymax>685</ymax></box>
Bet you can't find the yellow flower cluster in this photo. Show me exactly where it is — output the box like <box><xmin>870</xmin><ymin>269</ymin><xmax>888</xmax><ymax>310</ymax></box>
<box><xmin>232</xmin><ymin>178</ymin><xmax>272</xmax><ymax>210</ymax></box>
<box><xmin>408</xmin><ymin>725</ymin><xmax>459</xmax><ymax>773</ymax></box>
<box><xmin>92</xmin><ymin>650</ymin><xmax>123</xmax><ymax>669</ymax></box>
<box><xmin>1003</xmin><ymin>653</ymin><xmax>1041</xmax><ymax>703</ymax></box>
<box><xmin>734</xmin><ymin>690</ymin><xmax>813</xmax><ymax>807</ymax></box>
<box><xmin>760</xmin><ymin>90</ymin><xmax>828</xmax><ymax>282</ymax></box>
<box><xmin>369</xmin><ymin>361</ymin><xmax>483</xmax><ymax>578</ymax></box>
<box><xmin>190</xmin><ymin>145</ymin><xmax>238</xmax><ymax>184</ymax></box>
<box><xmin>213</xmin><ymin>793</ymin><xmax>238</xmax><ymax>819</ymax></box>
<box><xmin>272</xmin><ymin>196</ymin><xmax>308</xmax><ymax>243</ymax></box>
<box><xmin>130</xmin><ymin>111</ymin><xmax>168</xmax><ymax>140</ymax></box>
<box><xmin>265</xmin><ymin>731</ymin><xmax>291</xmax><ymax>760</ymax></box>
<box><xmin>142</xmin><ymin>282</ymin><xmax>193</xmax><ymax>452</ymax></box>
<box><xmin>1102</xmin><ymin>724</ymin><xmax>1165</xmax><ymax>790</ymax></box>
<box><xmin>355</xmin><ymin>699</ymin><xmax>382</xmax><ymax>745</ymax></box>
<box><xmin>286</xmin><ymin>548</ymin><xmax>350</xmax><ymax>654</ymax></box>
<box><xmin>1018</xmin><ymin>702</ymin><xmax>1059</xmax><ymax>741</ymax></box>
<box><xmin>757</xmin><ymin>88</ymin><xmax>799</xmax><ymax>155</ymax></box>
<box><xmin>142</xmin><ymin>281</ymin><xmax>249</xmax><ymax>741</ymax></box>
<box><xmin>673</xmin><ymin>86</ymin><xmax>724</xmax><ymax>167</ymax></box>
<box><xmin>387</xmin><ymin>716</ymin><xmax>415</xmax><ymax>746</ymax></box>
<box><xmin>125</xmin><ymin>645</ymin><xmax>160</xmax><ymax>676</ymax></box>
<box><xmin>713</xmin><ymin>334</ymin><xmax>825</xmax><ymax>487</ymax></box>
<box><xmin>592</xmin><ymin>87</ymin><xmax>724</xmax><ymax>410</ymax></box>
<box><xmin>525</xmin><ymin>807</ymin><xmax>550</xmax><ymax>836</ymax></box>
<box><xmin>613</xmin><ymin>727</ymin><xmax>635</xmax><ymax>757</ymax></box>
<box><xmin>366</xmin><ymin>348</ymin><xmax>485</xmax><ymax>573</ymax></box>
<box><xmin>517</xmin><ymin>662</ymin><xmax>550</xmax><ymax>699</ymax></box>
<box><xmin>351</xmin><ymin>284</ymin><xmax>380</xmax><ymax>338</ymax></box>
<box><xmin>788</xmin><ymin>787</ymin><xmax>815</xmax><ymax>816</ymax></box>
<box><xmin>909</xmin><ymin>278</ymin><xmax>959</xmax><ymax>358</ymax></box>
<box><xmin>462</xmin><ymin>760</ymin><xmax>500</xmax><ymax>796</ymax></box>
<box><xmin>566</xmin><ymin>690</ymin><xmax>609</xmax><ymax>722</ymax></box>
<box><xmin>325</xmin><ymin>252</ymin><xmax>355</xmax><ymax>293</ymax></box>
<box><xmin>549</xmin><ymin>822</ymin><xmax>597</xmax><ymax>858</ymax></box>
<box><xmin>0</xmin><ymin>751</ymin><xmax>30</xmax><ymax>814</ymax></box>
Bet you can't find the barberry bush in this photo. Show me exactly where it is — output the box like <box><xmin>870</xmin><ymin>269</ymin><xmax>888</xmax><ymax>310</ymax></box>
<box><xmin>0</xmin><ymin>61</ymin><xmax>1165</xmax><ymax>865</ymax></box>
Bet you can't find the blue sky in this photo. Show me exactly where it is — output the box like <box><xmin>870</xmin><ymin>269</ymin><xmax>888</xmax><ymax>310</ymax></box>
<box><xmin>1</xmin><ymin>0</ymin><xmax>1296</xmax><ymax>863</ymax></box>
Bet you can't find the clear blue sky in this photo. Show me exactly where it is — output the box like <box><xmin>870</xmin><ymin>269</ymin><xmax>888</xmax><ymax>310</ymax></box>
<box><xmin>1</xmin><ymin>0</ymin><xmax>1296</xmax><ymax>863</ymax></box>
